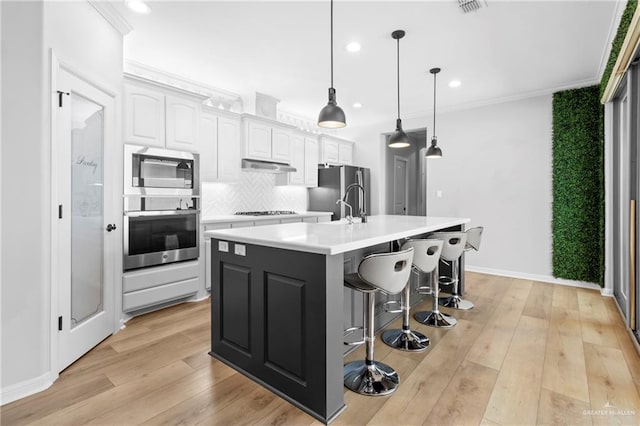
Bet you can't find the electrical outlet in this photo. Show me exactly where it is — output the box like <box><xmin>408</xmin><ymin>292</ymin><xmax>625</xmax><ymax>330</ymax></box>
<box><xmin>218</xmin><ymin>241</ymin><xmax>229</xmax><ymax>252</ymax></box>
<box><xmin>234</xmin><ymin>244</ymin><xmax>246</xmax><ymax>256</ymax></box>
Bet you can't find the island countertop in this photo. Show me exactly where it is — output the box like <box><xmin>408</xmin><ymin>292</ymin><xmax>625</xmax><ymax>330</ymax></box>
<box><xmin>205</xmin><ymin>215</ymin><xmax>470</xmax><ymax>255</ymax></box>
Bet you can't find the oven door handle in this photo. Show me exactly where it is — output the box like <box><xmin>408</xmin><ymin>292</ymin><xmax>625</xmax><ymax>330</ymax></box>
<box><xmin>124</xmin><ymin>209</ymin><xmax>200</xmax><ymax>217</ymax></box>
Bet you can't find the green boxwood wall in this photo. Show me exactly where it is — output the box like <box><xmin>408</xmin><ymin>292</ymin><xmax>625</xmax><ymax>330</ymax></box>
<box><xmin>600</xmin><ymin>0</ymin><xmax>638</xmax><ymax>98</ymax></box>
<box><xmin>552</xmin><ymin>86</ymin><xmax>604</xmax><ymax>285</ymax></box>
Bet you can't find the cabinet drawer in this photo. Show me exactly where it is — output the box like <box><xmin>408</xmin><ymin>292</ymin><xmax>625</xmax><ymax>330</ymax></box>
<box><xmin>302</xmin><ymin>217</ymin><xmax>318</xmax><ymax>223</ymax></box>
<box><xmin>123</xmin><ymin>261</ymin><xmax>199</xmax><ymax>293</ymax></box>
<box><xmin>123</xmin><ymin>278</ymin><xmax>199</xmax><ymax>312</ymax></box>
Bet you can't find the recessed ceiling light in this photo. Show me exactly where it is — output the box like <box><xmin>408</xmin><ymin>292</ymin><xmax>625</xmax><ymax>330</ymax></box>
<box><xmin>449</xmin><ymin>80</ymin><xmax>462</xmax><ymax>88</ymax></box>
<box><xmin>125</xmin><ymin>0</ymin><xmax>151</xmax><ymax>14</ymax></box>
<box><xmin>352</xmin><ymin>102</ymin><xmax>362</xmax><ymax>108</ymax></box>
<box><xmin>345</xmin><ymin>42</ymin><xmax>361</xmax><ymax>53</ymax></box>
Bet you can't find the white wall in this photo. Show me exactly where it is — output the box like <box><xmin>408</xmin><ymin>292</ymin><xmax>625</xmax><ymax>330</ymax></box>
<box><xmin>352</xmin><ymin>95</ymin><xmax>554</xmax><ymax>277</ymax></box>
<box><xmin>1</xmin><ymin>0</ymin><xmax>122</xmax><ymax>403</ymax></box>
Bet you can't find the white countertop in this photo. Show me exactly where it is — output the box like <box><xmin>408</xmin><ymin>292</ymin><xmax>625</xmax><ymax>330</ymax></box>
<box><xmin>201</xmin><ymin>211</ymin><xmax>332</xmax><ymax>224</ymax></box>
<box><xmin>205</xmin><ymin>215</ymin><xmax>470</xmax><ymax>255</ymax></box>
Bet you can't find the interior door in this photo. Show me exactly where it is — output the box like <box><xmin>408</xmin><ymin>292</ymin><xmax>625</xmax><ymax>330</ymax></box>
<box><xmin>56</xmin><ymin>68</ymin><xmax>115</xmax><ymax>371</ymax></box>
<box><xmin>394</xmin><ymin>156</ymin><xmax>408</xmax><ymax>215</ymax></box>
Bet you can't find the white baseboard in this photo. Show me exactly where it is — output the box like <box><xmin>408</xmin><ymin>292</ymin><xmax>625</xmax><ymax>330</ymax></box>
<box><xmin>465</xmin><ymin>265</ymin><xmax>606</xmax><ymax>294</ymax></box>
<box><xmin>0</xmin><ymin>371</ymin><xmax>57</xmax><ymax>406</ymax></box>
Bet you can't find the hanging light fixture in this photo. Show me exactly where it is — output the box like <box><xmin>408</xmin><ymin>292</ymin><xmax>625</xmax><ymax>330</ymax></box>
<box><xmin>388</xmin><ymin>30</ymin><xmax>411</xmax><ymax>148</ymax></box>
<box><xmin>318</xmin><ymin>0</ymin><xmax>346</xmax><ymax>128</ymax></box>
<box><xmin>426</xmin><ymin>67</ymin><xmax>443</xmax><ymax>158</ymax></box>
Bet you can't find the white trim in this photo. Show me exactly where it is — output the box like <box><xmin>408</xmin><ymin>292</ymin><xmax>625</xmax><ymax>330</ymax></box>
<box><xmin>87</xmin><ymin>0</ymin><xmax>133</xmax><ymax>36</ymax></box>
<box><xmin>465</xmin><ymin>265</ymin><xmax>603</xmax><ymax>292</ymax></box>
<box><xmin>0</xmin><ymin>371</ymin><xmax>57</xmax><ymax>406</ymax></box>
<box><xmin>604</xmin><ymin>102</ymin><xmax>615</xmax><ymax>295</ymax></box>
<box><xmin>49</xmin><ymin>49</ymin><xmax>60</xmax><ymax>389</ymax></box>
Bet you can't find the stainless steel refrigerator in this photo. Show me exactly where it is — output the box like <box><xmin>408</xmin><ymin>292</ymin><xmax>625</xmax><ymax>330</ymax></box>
<box><xmin>308</xmin><ymin>165</ymin><xmax>371</xmax><ymax>221</ymax></box>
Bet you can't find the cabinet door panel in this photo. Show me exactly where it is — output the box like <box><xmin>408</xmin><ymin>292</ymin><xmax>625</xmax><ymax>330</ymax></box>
<box><xmin>304</xmin><ymin>138</ymin><xmax>319</xmax><ymax>187</ymax></box>
<box><xmin>289</xmin><ymin>135</ymin><xmax>305</xmax><ymax>185</ymax></box>
<box><xmin>338</xmin><ymin>142</ymin><xmax>353</xmax><ymax>165</ymax></box>
<box><xmin>272</xmin><ymin>128</ymin><xmax>292</xmax><ymax>162</ymax></box>
<box><xmin>218</xmin><ymin>116</ymin><xmax>241</xmax><ymax>181</ymax></box>
<box><xmin>246</xmin><ymin>121</ymin><xmax>272</xmax><ymax>160</ymax></box>
<box><xmin>166</xmin><ymin>96</ymin><xmax>199</xmax><ymax>152</ymax></box>
<box><xmin>323</xmin><ymin>140</ymin><xmax>339</xmax><ymax>164</ymax></box>
<box><xmin>124</xmin><ymin>85</ymin><xmax>165</xmax><ymax>147</ymax></box>
<box><xmin>199</xmin><ymin>113</ymin><xmax>218</xmax><ymax>182</ymax></box>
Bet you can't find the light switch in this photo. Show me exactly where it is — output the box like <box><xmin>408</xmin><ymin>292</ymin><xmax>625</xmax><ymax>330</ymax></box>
<box><xmin>436</xmin><ymin>190</ymin><xmax>443</xmax><ymax>198</ymax></box>
<box><xmin>218</xmin><ymin>241</ymin><xmax>229</xmax><ymax>252</ymax></box>
<box><xmin>234</xmin><ymin>244</ymin><xmax>246</xmax><ymax>256</ymax></box>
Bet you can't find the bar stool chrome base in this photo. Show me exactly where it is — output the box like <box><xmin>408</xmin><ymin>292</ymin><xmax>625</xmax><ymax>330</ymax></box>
<box><xmin>438</xmin><ymin>295</ymin><xmax>474</xmax><ymax>310</ymax></box>
<box><xmin>382</xmin><ymin>329</ymin><xmax>430</xmax><ymax>351</ymax></box>
<box><xmin>343</xmin><ymin>360</ymin><xmax>399</xmax><ymax>396</ymax></box>
<box><xmin>414</xmin><ymin>310</ymin><xmax>457</xmax><ymax>328</ymax></box>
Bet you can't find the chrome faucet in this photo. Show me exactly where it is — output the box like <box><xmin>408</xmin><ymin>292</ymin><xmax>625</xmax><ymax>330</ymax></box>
<box><xmin>336</xmin><ymin>199</ymin><xmax>354</xmax><ymax>224</ymax></box>
<box><xmin>341</xmin><ymin>183</ymin><xmax>367</xmax><ymax>223</ymax></box>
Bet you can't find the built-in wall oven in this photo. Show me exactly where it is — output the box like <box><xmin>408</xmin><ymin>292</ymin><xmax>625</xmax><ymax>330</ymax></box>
<box><xmin>123</xmin><ymin>145</ymin><xmax>200</xmax><ymax>271</ymax></box>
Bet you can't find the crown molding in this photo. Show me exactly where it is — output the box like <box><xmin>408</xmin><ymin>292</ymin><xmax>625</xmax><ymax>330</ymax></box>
<box><xmin>124</xmin><ymin>60</ymin><xmax>244</xmax><ymax>112</ymax></box>
<box><xmin>88</xmin><ymin>0</ymin><xmax>133</xmax><ymax>36</ymax></box>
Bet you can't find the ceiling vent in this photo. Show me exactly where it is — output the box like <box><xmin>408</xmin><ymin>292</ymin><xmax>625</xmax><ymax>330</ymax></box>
<box><xmin>458</xmin><ymin>0</ymin><xmax>485</xmax><ymax>13</ymax></box>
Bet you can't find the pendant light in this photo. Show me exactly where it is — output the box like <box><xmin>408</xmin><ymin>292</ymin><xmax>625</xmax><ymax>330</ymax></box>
<box><xmin>318</xmin><ymin>0</ymin><xmax>346</xmax><ymax>128</ymax></box>
<box><xmin>426</xmin><ymin>67</ymin><xmax>443</xmax><ymax>158</ymax></box>
<box><xmin>388</xmin><ymin>30</ymin><xmax>411</xmax><ymax>148</ymax></box>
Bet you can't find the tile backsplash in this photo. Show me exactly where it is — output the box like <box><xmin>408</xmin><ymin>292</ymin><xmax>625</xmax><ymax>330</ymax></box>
<box><xmin>201</xmin><ymin>172</ymin><xmax>308</xmax><ymax>216</ymax></box>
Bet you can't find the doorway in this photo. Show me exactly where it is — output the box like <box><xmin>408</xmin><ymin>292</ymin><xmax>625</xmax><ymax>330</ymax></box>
<box><xmin>53</xmin><ymin>59</ymin><xmax>117</xmax><ymax>371</ymax></box>
<box><xmin>384</xmin><ymin>129</ymin><xmax>427</xmax><ymax>215</ymax></box>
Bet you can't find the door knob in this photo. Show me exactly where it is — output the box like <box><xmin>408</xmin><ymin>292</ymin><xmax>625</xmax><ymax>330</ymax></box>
<box><xmin>106</xmin><ymin>224</ymin><xmax>117</xmax><ymax>232</ymax></box>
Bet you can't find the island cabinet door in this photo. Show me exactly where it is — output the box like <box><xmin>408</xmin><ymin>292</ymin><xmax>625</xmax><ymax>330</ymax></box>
<box><xmin>210</xmin><ymin>240</ymin><xmax>340</xmax><ymax>421</ymax></box>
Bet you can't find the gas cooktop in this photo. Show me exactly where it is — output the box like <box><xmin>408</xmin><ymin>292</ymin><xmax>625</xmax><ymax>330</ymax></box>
<box><xmin>234</xmin><ymin>210</ymin><xmax>298</xmax><ymax>216</ymax></box>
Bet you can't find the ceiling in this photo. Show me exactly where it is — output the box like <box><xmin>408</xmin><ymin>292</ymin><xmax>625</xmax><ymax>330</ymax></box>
<box><xmin>114</xmin><ymin>0</ymin><xmax>622</xmax><ymax>131</ymax></box>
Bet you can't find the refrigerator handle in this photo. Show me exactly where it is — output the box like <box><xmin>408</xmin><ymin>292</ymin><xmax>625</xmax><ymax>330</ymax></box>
<box><xmin>356</xmin><ymin>169</ymin><xmax>363</xmax><ymax>214</ymax></box>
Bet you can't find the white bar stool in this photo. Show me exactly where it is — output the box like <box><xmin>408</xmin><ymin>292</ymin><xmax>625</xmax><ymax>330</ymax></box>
<box><xmin>382</xmin><ymin>239</ymin><xmax>443</xmax><ymax>351</ymax></box>
<box><xmin>465</xmin><ymin>226</ymin><xmax>484</xmax><ymax>252</ymax></box>
<box><xmin>434</xmin><ymin>231</ymin><xmax>473</xmax><ymax>310</ymax></box>
<box><xmin>343</xmin><ymin>247</ymin><xmax>414</xmax><ymax>396</ymax></box>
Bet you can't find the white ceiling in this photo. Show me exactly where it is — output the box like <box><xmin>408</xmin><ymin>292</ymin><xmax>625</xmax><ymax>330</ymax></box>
<box><xmin>115</xmin><ymin>0</ymin><xmax>622</xmax><ymax>130</ymax></box>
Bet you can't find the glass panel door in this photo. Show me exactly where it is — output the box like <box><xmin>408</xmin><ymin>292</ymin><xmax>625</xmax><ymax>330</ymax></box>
<box><xmin>70</xmin><ymin>93</ymin><xmax>104</xmax><ymax>328</ymax></box>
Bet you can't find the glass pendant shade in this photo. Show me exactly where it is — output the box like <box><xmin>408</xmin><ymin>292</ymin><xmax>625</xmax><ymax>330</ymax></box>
<box><xmin>388</xmin><ymin>118</ymin><xmax>411</xmax><ymax>148</ymax></box>
<box><xmin>318</xmin><ymin>87</ymin><xmax>346</xmax><ymax>128</ymax></box>
<box><xmin>426</xmin><ymin>136</ymin><xmax>442</xmax><ymax>158</ymax></box>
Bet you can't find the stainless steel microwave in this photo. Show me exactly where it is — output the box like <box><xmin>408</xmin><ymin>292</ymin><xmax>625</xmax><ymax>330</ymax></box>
<box><xmin>124</xmin><ymin>144</ymin><xmax>199</xmax><ymax>196</ymax></box>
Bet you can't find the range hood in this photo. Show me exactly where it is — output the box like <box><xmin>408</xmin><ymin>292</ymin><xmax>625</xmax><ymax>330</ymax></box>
<box><xmin>241</xmin><ymin>158</ymin><xmax>297</xmax><ymax>173</ymax></box>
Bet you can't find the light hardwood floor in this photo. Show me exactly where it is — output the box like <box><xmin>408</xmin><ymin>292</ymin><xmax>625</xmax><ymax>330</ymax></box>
<box><xmin>3</xmin><ymin>273</ymin><xmax>640</xmax><ymax>425</ymax></box>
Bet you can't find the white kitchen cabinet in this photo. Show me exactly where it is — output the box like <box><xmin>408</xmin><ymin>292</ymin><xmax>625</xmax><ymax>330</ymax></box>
<box><xmin>271</xmin><ymin>127</ymin><xmax>292</xmax><ymax>162</ymax></box>
<box><xmin>320</xmin><ymin>136</ymin><xmax>354</xmax><ymax>166</ymax></box>
<box><xmin>123</xmin><ymin>79</ymin><xmax>204</xmax><ymax>152</ymax></box>
<box><xmin>165</xmin><ymin>95</ymin><xmax>200</xmax><ymax>151</ymax></box>
<box><xmin>242</xmin><ymin>116</ymin><xmax>294</xmax><ymax>163</ymax></box>
<box><xmin>123</xmin><ymin>84</ymin><xmax>165</xmax><ymax>147</ymax></box>
<box><xmin>276</xmin><ymin>133</ymin><xmax>319</xmax><ymax>187</ymax></box>
<box><xmin>122</xmin><ymin>260</ymin><xmax>200</xmax><ymax>312</ymax></box>
<box><xmin>304</xmin><ymin>138</ymin><xmax>319</xmax><ymax>186</ymax></box>
<box><xmin>199</xmin><ymin>109</ymin><xmax>241</xmax><ymax>182</ymax></box>
<box><xmin>246</xmin><ymin>120</ymin><xmax>272</xmax><ymax>159</ymax></box>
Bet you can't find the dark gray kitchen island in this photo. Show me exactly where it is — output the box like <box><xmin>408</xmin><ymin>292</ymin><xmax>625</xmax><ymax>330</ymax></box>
<box><xmin>205</xmin><ymin>215</ymin><xmax>470</xmax><ymax>423</ymax></box>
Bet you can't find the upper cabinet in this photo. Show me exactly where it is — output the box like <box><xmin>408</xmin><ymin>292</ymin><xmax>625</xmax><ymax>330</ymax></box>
<box><xmin>199</xmin><ymin>109</ymin><xmax>241</xmax><ymax>182</ymax></box>
<box><xmin>123</xmin><ymin>78</ymin><xmax>204</xmax><ymax>152</ymax></box>
<box><xmin>320</xmin><ymin>136</ymin><xmax>353</xmax><ymax>166</ymax></box>
<box><xmin>276</xmin><ymin>132</ymin><xmax>318</xmax><ymax>187</ymax></box>
<box><xmin>242</xmin><ymin>116</ymin><xmax>293</xmax><ymax>163</ymax></box>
